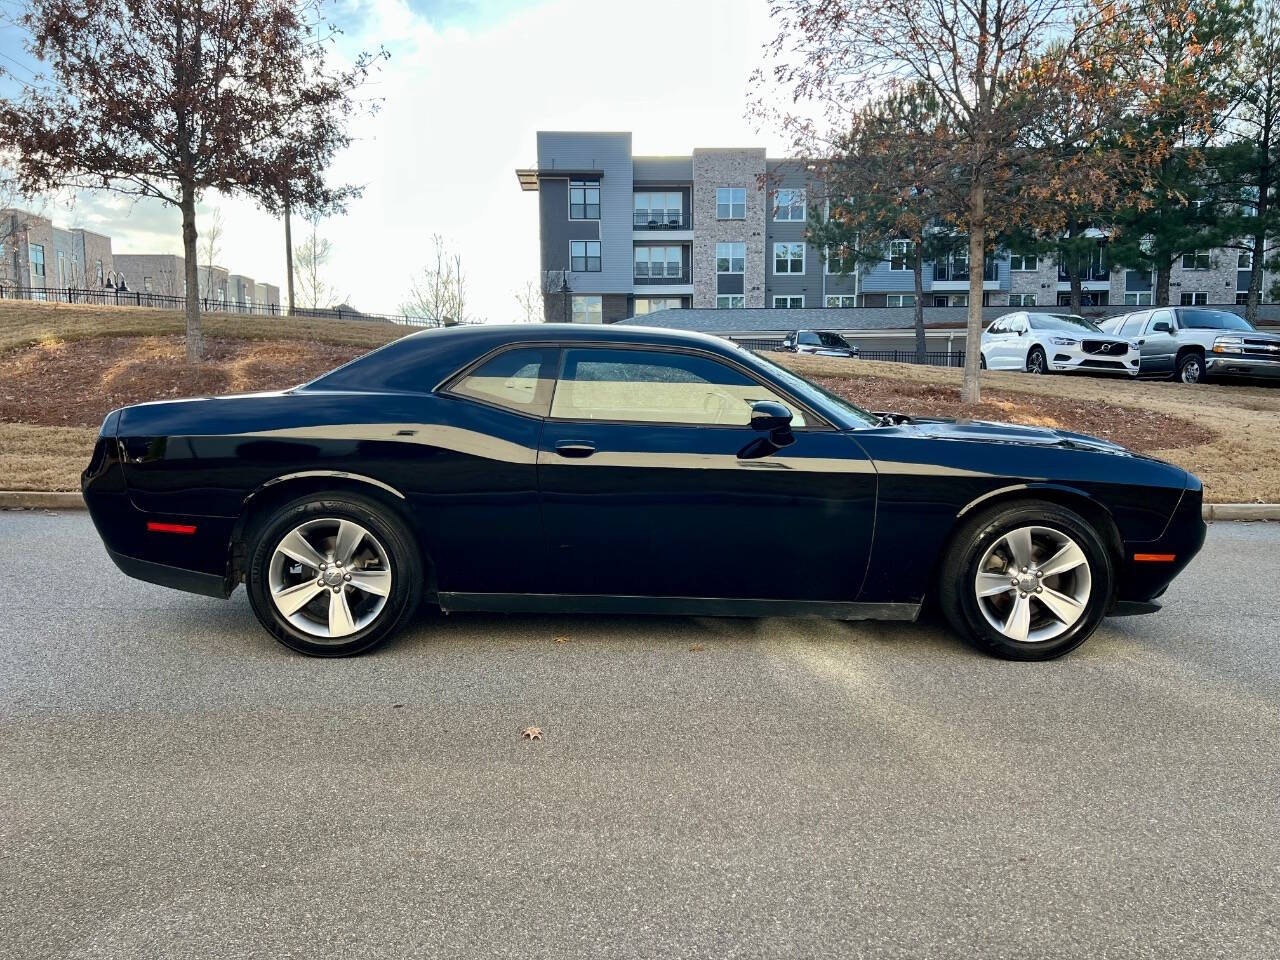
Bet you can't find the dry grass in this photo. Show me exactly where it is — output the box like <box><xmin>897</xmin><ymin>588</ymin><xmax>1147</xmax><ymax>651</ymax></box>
<box><xmin>0</xmin><ymin>298</ymin><xmax>406</xmax><ymax>354</ymax></box>
<box><xmin>779</xmin><ymin>354</ymin><xmax>1280</xmax><ymax>504</ymax></box>
<box><xmin>0</xmin><ymin>423</ymin><xmax>98</xmax><ymax>492</ymax></box>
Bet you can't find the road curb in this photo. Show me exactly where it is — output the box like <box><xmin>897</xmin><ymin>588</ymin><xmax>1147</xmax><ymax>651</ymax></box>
<box><xmin>2</xmin><ymin>491</ymin><xmax>1278</xmax><ymax>521</ymax></box>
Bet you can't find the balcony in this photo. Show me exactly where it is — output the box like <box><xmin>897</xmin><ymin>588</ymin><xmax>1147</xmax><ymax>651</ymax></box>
<box><xmin>633</xmin><ymin>270</ymin><xmax>691</xmax><ymax>285</ymax></box>
<box><xmin>933</xmin><ymin>260</ymin><xmax>998</xmax><ymax>283</ymax></box>
<box><xmin>1059</xmin><ymin>263</ymin><xmax>1110</xmax><ymax>282</ymax></box>
<box><xmin>634</xmin><ymin>211</ymin><xmax>691</xmax><ymax>230</ymax></box>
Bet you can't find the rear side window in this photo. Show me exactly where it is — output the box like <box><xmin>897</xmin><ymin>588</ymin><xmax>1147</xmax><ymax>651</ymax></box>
<box><xmin>447</xmin><ymin>346</ymin><xmax>559</xmax><ymax>416</ymax></box>
<box><xmin>797</xmin><ymin>331</ymin><xmax>821</xmax><ymax>345</ymax></box>
<box><xmin>550</xmin><ymin>347</ymin><xmax>806</xmax><ymax>426</ymax></box>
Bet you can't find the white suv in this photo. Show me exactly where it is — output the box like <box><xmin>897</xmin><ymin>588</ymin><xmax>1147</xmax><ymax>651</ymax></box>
<box><xmin>981</xmin><ymin>312</ymin><xmax>1138</xmax><ymax>376</ymax></box>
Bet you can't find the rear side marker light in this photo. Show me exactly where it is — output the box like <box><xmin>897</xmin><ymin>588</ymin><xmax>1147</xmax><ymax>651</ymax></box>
<box><xmin>1133</xmin><ymin>553</ymin><xmax>1175</xmax><ymax>563</ymax></box>
<box><xmin>146</xmin><ymin>522</ymin><xmax>197</xmax><ymax>535</ymax></box>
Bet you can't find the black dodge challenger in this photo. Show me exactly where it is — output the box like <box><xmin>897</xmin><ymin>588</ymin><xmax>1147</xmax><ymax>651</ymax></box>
<box><xmin>82</xmin><ymin>324</ymin><xmax>1206</xmax><ymax>660</ymax></box>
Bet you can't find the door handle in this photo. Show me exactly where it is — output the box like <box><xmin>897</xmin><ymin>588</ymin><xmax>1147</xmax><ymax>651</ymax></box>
<box><xmin>554</xmin><ymin>441</ymin><xmax>596</xmax><ymax>458</ymax></box>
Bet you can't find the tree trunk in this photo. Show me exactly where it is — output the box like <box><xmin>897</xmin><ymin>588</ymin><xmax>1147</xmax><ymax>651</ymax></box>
<box><xmin>1246</xmin><ymin>234</ymin><xmax>1264</xmax><ymax>323</ymax></box>
<box><xmin>180</xmin><ymin>182</ymin><xmax>202</xmax><ymax>362</ymax></box>
<box><xmin>1069</xmin><ymin>270</ymin><xmax>1083</xmax><ymax>316</ymax></box>
<box><xmin>284</xmin><ymin>199</ymin><xmax>295</xmax><ymax>316</ymax></box>
<box><xmin>1155</xmin><ymin>263</ymin><xmax>1171</xmax><ymax>307</ymax></box>
<box><xmin>961</xmin><ymin>181</ymin><xmax>985</xmax><ymax>406</ymax></box>
<box><xmin>913</xmin><ymin>240</ymin><xmax>926</xmax><ymax>363</ymax></box>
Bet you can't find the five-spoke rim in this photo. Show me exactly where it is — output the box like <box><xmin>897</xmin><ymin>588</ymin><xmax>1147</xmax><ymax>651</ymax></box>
<box><xmin>974</xmin><ymin>525</ymin><xmax>1091</xmax><ymax>644</ymax></box>
<box><xmin>267</xmin><ymin>518</ymin><xmax>392</xmax><ymax>641</ymax></box>
<box><xmin>1181</xmin><ymin>358</ymin><xmax>1202</xmax><ymax>383</ymax></box>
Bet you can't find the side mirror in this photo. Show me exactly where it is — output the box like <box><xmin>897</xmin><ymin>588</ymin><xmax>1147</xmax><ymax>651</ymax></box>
<box><xmin>749</xmin><ymin>400</ymin><xmax>795</xmax><ymax>449</ymax></box>
<box><xmin>1152</xmin><ymin>321</ymin><xmax>1172</xmax><ymax>333</ymax></box>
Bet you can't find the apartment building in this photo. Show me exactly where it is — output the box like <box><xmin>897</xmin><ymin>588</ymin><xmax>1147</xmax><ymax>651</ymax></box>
<box><xmin>114</xmin><ymin>253</ymin><xmax>187</xmax><ymax>295</ymax></box>
<box><xmin>0</xmin><ymin>209</ymin><xmax>115</xmax><ymax>291</ymax></box>
<box><xmin>517</xmin><ymin>131</ymin><xmax>1272</xmax><ymax>321</ymax></box>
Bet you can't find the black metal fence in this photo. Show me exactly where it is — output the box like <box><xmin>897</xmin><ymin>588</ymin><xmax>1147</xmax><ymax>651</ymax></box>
<box><xmin>0</xmin><ymin>284</ymin><xmax>446</xmax><ymax>327</ymax></box>
<box><xmin>730</xmin><ymin>336</ymin><xmax>966</xmax><ymax>368</ymax></box>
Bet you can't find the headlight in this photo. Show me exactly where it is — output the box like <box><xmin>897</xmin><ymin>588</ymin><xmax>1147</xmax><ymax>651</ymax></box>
<box><xmin>1212</xmin><ymin>336</ymin><xmax>1244</xmax><ymax>354</ymax></box>
<box><xmin>1050</xmin><ymin>337</ymin><xmax>1079</xmax><ymax>346</ymax></box>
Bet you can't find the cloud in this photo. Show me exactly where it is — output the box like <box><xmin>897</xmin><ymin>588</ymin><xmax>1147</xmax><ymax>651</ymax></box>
<box><xmin>30</xmin><ymin>0</ymin><xmax>787</xmax><ymax>321</ymax></box>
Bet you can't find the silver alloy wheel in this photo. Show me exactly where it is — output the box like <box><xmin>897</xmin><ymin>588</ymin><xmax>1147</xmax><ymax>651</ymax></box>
<box><xmin>1180</xmin><ymin>357</ymin><xmax>1203</xmax><ymax>383</ymax></box>
<box><xmin>267</xmin><ymin>518</ymin><xmax>392</xmax><ymax>641</ymax></box>
<box><xmin>1027</xmin><ymin>350</ymin><xmax>1046</xmax><ymax>374</ymax></box>
<box><xmin>974</xmin><ymin>525</ymin><xmax>1092</xmax><ymax>644</ymax></box>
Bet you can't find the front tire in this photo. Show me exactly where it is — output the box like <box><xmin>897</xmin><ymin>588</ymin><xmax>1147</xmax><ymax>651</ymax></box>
<box><xmin>1176</xmin><ymin>351</ymin><xmax>1205</xmax><ymax>384</ymax></box>
<box><xmin>938</xmin><ymin>500</ymin><xmax>1114</xmax><ymax>661</ymax></box>
<box><xmin>1026</xmin><ymin>346</ymin><xmax>1048</xmax><ymax>375</ymax></box>
<box><xmin>246</xmin><ymin>493</ymin><xmax>424</xmax><ymax>657</ymax></box>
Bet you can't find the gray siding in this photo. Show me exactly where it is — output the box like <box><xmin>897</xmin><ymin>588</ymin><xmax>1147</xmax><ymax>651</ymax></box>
<box><xmin>632</xmin><ymin>156</ymin><xmax>693</xmax><ymax>181</ymax></box>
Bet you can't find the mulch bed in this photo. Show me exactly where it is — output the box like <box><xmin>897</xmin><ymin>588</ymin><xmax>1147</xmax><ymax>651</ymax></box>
<box><xmin>0</xmin><ymin>336</ymin><xmax>368</xmax><ymax>427</ymax></box>
<box><xmin>814</xmin><ymin>375</ymin><xmax>1215</xmax><ymax>452</ymax></box>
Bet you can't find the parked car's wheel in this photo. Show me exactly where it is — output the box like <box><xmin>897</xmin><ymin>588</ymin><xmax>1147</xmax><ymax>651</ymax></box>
<box><xmin>938</xmin><ymin>500</ymin><xmax>1114</xmax><ymax>661</ymax></box>
<box><xmin>1176</xmin><ymin>351</ymin><xmax>1206</xmax><ymax>384</ymax></box>
<box><xmin>979</xmin><ymin>353</ymin><xmax>988</xmax><ymax>370</ymax></box>
<box><xmin>1026</xmin><ymin>346</ymin><xmax>1048</xmax><ymax>375</ymax></box>
<box><xmin>246</xmin><ymin>492</ymin><xmax>424</xmax><ymax>657</ymax></box>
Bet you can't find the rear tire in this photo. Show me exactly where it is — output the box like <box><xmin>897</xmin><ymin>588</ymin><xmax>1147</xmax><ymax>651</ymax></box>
<box><xmin>938</xmin><ymin>500</ymin><xmax>1114</xmax><ymax>661</ymax></box>
<box><xmin>1026</xmin><ymin>346</ymin><xmax>1048</xmax><ymax>375</ymax></box>
<box><xmin>246</xmin><ymin>492</ymin><xmax>423</xmax><ymax>657</ymax></box>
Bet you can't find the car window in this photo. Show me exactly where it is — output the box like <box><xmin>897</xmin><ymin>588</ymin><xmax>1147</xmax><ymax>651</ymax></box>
<box><xmin>1028</xmin><ymin>313</ymin><xmax>1103</xmax><ymax>333</ymax></box>
<box><xmin>797</xmin><ymin>332</ymin><xmax>821</xmax><ymax>345</ymax></box>
<box><xmin>1119</xmin><ymin>313</ymin><xmax>1148</xmax><ymax>337</ymax></box>
<box><xmin>817</xmin><ymin>332</ymin><xmax>849</xmax><ymax>347</ymax></box>
<box><xmin>551</xmin><ymin>347</ymin><xmax>806</xmax><ymax>427</ymax></box>
<box><xmin>447</xmin><ymin>346</ymin><xmax>559</xmax><ymax>416</ymax></box>
<box><xmin>1178</xmin><ymin>309</ymin><xmax>1255</xmax><ymax>331</ymax></box>
<box><xmin>1146</xmin><ymin>310</ymin><xmax>1174</xmax><ymax>333</ymax></box>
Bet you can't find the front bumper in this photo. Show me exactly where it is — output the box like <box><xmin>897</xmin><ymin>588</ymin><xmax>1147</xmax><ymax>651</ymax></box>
<box><xmin>1113</xmin><ymin>481</ymin><xmax>1206</xmax><ymax>606</ymax></box>
<box><xmin>1205</xmin><ymin>355</ymin><xmax>1280</xmax><ymax>379</ymax></box>
<box><xmin>1050</xmin><ymin>352</ymin><xmax>1140</xmax><ymax>376</ymax></box>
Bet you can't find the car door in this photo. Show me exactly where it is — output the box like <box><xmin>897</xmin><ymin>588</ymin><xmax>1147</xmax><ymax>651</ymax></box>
<box><xmin>1139</xmin><ymin>309</ymin><xmax>1177</xmax><ymax>375</ymax></box>
<box><xmin>536</xmin><ymin>344</ymin><xmax>876</xmax><ymax>602</ymax></box>
<box><xmin>994</xmin><ymin>315</ymin><xmax>1023</xmax><ymax>368</ymax></box>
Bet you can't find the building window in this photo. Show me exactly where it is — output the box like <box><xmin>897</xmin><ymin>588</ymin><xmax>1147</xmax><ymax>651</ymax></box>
<box><xmin>889</xmin><ymin>239</ymin><xmax>911</xmax><ymax>271</ymax></box>
<box><xmin>96</xmin><ymin>260</ymin><xmax>104</xmax><ymax>286</ymax></box>
<box><xmin>29</xmin><ymin>243</ymin><xmax>44</xmax><ymax>278</ymax></box>
<box><xmin>716</xmin><ymin>295</ymin><xmax>745</xmax><ymax>309</ymax></box>
<box><xmin>1236</xmin><ymin>292</ymin><xmax>1250</xmax><ymax>304</ymax></box>
<box><xmin>773</xmin><ymin>242</ymin><xmax>804</xmax><ymax>274</ymax></box>
<box><xmin>1182</xmin><ymin>251</ymin><xmax>1211</xmax><ymax>270</ymax></box>
<box><xmin>825</xmin><ymin>295</ymin><xmax>857</xmax><ymax>307</ymax></box>
<box><xmin>56</xmin><ymin>251</ymin><xmax>66</xmax><ymax>285</ymax></box>
<box><xmin>634</xmin><ymin>246</ymin><xmax>682</xmax><ymax>279</ymax></box>
<box><xmin>886</xmin><ymin>294</ymin><xmax>916</xmax><ymax>307</ymax></box>
<box><xmin>634</xmin><ymin>192</ymin><xmax>683</xmax><ymax>228</ymax></box>
<box><xmin>1009</xmin><ymin>251</ymin><xmax>1038</xmax><ymax>271</ymax></box>
<box><xmin>634</xmin><ymin>297</ymin><xmax>683</xmax><ymax>315</ymax></box>
<box><xmin>1009</xmin><ymin>293</ymin><xmax>1038</xmax><ymax>306</ymax></box>
<box><xmin>571</xmin><ymin>295</ymin><xmax>603</xmax><ymax>324</ymax></box>
<box><xmin>143</xmin><ymin>276</ymin><xmax>154</xmax><ymax>292</ymax></box>
<box><xmin>825</xmin><ymin>246</ymin><xmax>855</xmax><ymax>274</ymax></box>
<box><xmin>773</xmin><ymin>295</ymin><xmax>804</xmax><ymax>308</ymax></box>
<box><xmin>569</xmin><ymin>179</ymin><xmax>600</xmax><ymax>220</ymax></box>
<box><xmin>1124</xmin><ymin>292</ymin><xmax>1154</xmax><ymax>305</ymax></box>
<box><xmin>570</xmin><ymin>240</ymin><xmax>601</xmax><ymax>272</ymax></box>
<box><xmin>773</xmin><ymin>188</ymin><xmax>806</xmax><ymax>221</ymax></box>
<box><xmin>716</xmin><ymin>242</ymin><xmax>745</xmax><ymax>274</ymax></box>
<box><xmin>716</xmin><ymin>187</ymin><xmax>746</xmax><ymax>220</ymax></box>
<box><xmin>1239</xmin><ymin>251</ymin><xmax>1253</xmax><ymax>269</ymax></box>
<box><xmin>1180</xmin><ymin>291</ymin><xmax>1208</xmax><ymax>305</ymax></box>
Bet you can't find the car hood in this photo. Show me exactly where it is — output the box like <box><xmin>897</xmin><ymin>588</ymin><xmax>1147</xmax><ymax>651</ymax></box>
<box><xmin>898</xmin><ymin>417</ymin><xmax>1133</xmax><ymax>455</ymax></box>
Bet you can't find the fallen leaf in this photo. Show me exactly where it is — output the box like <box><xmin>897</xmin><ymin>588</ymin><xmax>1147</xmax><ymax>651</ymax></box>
<box><xmin>554</xmin><ymin>636</ymin><xmax>568</xmax><ymax>644</ymax></box>
<box><xmin>522</xmin><ymin>726</ymin><xmax>543</xmax><ymax>741</ymax></box>
<box><xmin>688</xmin><ymin>643</ymin><xmax>705</xmax><ymax>652</ymax></box>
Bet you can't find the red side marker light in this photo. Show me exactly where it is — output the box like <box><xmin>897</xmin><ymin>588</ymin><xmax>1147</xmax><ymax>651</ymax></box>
<box><xmin>1133</xmin><ymin>553</ymin><xmax>1175</xmax><ymax>563</ymax></box>
<box><xmin>146</xmin><ymin>521</ymin><xmax>197</xmax><ymax>535</ymax></box>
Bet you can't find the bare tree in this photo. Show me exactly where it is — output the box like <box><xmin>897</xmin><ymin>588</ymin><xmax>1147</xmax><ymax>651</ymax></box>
<box><xmin>759</xmin><ymin>0</ymin><xmax>1120</xmax><ymax>403</ymax></box>
<box><xmin>199</xmin><ymin>206</ymin><xmax>224</xmax><ymax>299</ymax></box>
<box><xmin>293</xmin><ymin>217</ymin><xmax>337</xmax><ymax>309</ymax></box>
<box><xmin>515</xmin><ymin>279</ymin><xmax>544</xmax><ymax>322</ymax></box>
<box><xmin>402</xmin><ymin>234</ymin><xmax>469</xmax><ymax>326</ymax></box>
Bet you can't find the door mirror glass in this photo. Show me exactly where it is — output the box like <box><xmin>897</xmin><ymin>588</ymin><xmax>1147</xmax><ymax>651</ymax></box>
<box><xmin>750</xmin><ymin>400</ymin><xmax>793</xmax><ymax>436</ymax></box>
<box><xmin>1151</xmin><ymin>321</ymin><xmax>1172</xmax><ymax>333</ymax></box>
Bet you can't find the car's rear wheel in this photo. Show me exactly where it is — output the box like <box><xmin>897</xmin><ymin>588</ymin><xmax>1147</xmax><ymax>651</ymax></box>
<box><xmin>938</xmin><ymin>500</ymin><xmax>1114</xmax><ymax>660</ymax></box>
<box><xmin>1177</xmin><ymin>351</ymin><xmax>1205</xmax><ymax>384</ymax></box>
<box><xmin>1026</xmin><ymin>346</ymin><xmax>1048</xmax><ymax>375</ymax></box>
<box><xmin>246</xmin><ymin>493</ymin><xmax>423</xmax><ymax>656</ymax></box>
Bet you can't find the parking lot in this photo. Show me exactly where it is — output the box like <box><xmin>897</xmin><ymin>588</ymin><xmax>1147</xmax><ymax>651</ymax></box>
<box><xmin>2</xmin><ymin>511</ymin><xmax>1278</xmax><ymax>959</ymax></box>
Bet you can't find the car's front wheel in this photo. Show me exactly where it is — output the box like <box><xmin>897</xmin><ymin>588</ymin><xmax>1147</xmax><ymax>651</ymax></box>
<box><xmin>938</xmin><ymin>500</ymin><xmax>1114</xmax><ymax>660</ymax></box>
<box><xmin>1177</xmin><ymin>351</ymin><xmax>1206</xmax><ymax>384</ymax></box>
<box><xmin>1026</xmin><ymin>346</ymin><xmax>1048</xmax><ymax>375</ymax></box>
<box><xmin>246</xmin><ymin>493</ymin><xmax>424</xmax><ymax>656</ymax></box>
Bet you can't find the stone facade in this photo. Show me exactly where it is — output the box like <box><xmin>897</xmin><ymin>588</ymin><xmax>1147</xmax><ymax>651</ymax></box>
<box><xmin>115</xmin><ymin>254</ymin><xmax>185</xmax><ymax>295</ymax></box>
<box><xmin>78</xmin><ymin>230</ymin><xmax>114</xmax><ymax>288</ymax></box>
<box><xmin>1167</xmin><ymin>250</ymin><xmax>1240</xmax><ymax>305</ymax></box>
<box><xmin>691</xmin><ymin>148</ymin><xmax>766</xmax><ymax>308</ymax></box>
<box><xmin>1007</xmin><ymin>256</ymin><xmax>1059</xmax><ymax>307</ymax></box>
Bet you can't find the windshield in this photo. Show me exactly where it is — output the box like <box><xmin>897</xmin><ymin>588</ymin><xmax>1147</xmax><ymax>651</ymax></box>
<box><xmin>1179</xmin><ymin>309</ymin><xmax>1255</xmax><ymax>331</ymax></box>
<box><xmin>818</xmin><ymin>332</ymin><xmax>851</xmax><ymax>348</ymax></box>
<box><xmin>738</xmin><ymin>346</ymin><xmax>879</xmax><ymax>427</ymax></box>
<box><xmin>1028</xmin><ymin>314</ymin><xmax>1103</xmax><ymax>333</ymax></box>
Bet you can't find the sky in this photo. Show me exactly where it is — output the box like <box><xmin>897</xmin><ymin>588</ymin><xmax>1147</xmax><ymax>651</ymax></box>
<box><xmin>0</xmin><ymin>0</ymin><xmax>793</xmax><ymax>321</ymax></box>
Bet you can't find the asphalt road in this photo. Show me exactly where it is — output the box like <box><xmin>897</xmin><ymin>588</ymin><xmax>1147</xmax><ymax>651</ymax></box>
<box><xmin>1</xmin><ymin>513</ymin><xmax>1277</xmax><ymax>960</ymax></box>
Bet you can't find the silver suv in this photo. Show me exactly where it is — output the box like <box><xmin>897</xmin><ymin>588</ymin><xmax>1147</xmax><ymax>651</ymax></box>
<box><xmin>1098</xmin><ymin>307</ymin><xmax>1280</xmax><ymax>383</ymax></box>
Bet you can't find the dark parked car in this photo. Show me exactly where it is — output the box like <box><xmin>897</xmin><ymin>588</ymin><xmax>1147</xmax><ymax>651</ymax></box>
<box><xmin>1098</xmin><ymin>307</ymin><xmax>1280</xmax><ymax>383</ymax></box>
<box><xmin>782</xmin><ymin>329</ymin><xmax>859</xmax><ymax>357</ymax></box>
<box><xmin>83</xmin><ymin>324</ymin><xmax>1205</xmax><ymax>661</ymax></box>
